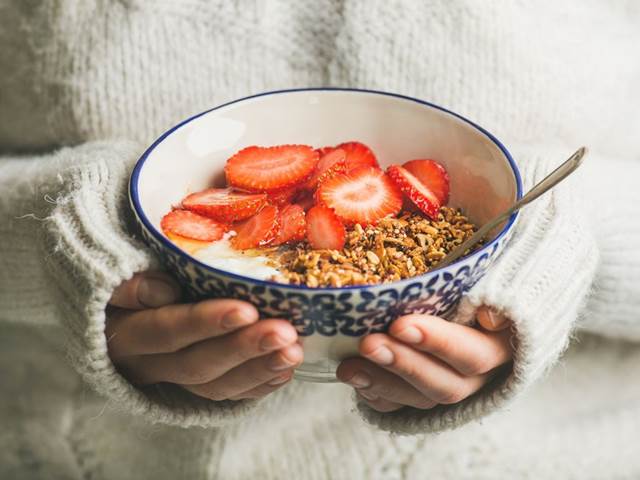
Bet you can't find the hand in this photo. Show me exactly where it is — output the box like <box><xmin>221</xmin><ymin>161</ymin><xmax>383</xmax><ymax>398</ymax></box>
<box><xmin>336</xmin><ymin>307</ymin><xmax>513</xmax><ymax>412</ymax></box>
<box><xmin>105</xmin><ymin>271</ymin><xmax>303</xmax><ymax>401</ymax></box>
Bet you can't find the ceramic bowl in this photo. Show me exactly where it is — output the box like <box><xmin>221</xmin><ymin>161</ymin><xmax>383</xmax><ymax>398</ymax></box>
<box><xmin>129</xmin><ymin>88</ymin><xmax>522</xmax><ymax>382</ymax></box>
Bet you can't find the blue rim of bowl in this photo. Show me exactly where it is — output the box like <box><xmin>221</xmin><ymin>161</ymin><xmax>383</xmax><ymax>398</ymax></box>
<box><xmin>130</xmin><ymin>87</ymin><xmax>523</xmax><ymax>291</ymax></box>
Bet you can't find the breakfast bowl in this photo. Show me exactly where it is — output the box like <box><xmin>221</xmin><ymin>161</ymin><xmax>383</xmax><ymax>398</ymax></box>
<box><xmin>129</xmin><ymin>88</ymin><xmax>522</xmax><ymax>382</ymax></box>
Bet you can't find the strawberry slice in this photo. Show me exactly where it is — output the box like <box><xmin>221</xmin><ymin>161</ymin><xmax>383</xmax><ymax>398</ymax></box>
<box><xmin>316</xmin><ymin>166</ymin><xmax>403</xmax><ymax>225</ymax></box>
<box><xmin>267</xmin><ymin>186</ymin><xmax>299</xmax><ymax>206</ymax></box>
<box><xmin>161</xmin><ymin>209</ymin><xmax>227</xmax><ymax>242</ymax></box>
<box><xmin>182</xmin><ymin>188</ymin><xmax>267</xmax><ymax>222</ymax></box>
<box><xmin>231</xmin><ymin>204</ymin><xmax>279</xmax><ymax>250</ymax></box>
<box><xmin>272</xmin><ymin>204</ymin><xmax>306</xmax><ymax>245</ymax></box>
<box><xmin>225</xmin><ymin>145</ymin><xmax>318</xmax><ymax>192</ymax></box>
<box><xmin>304</xmin><ymin>148</ymin><xmax>347</xmax><ymax>190</ymax></box>
<box><xmin>402</xmin><ymin>159</ymin><xmax>450</xmax><ymax>204</ymax></box>
<box><xmin>306</xmin><ymin>206</ymin><xmax>346</xmax><ymax>250</ymax></box>
<box><xmin>337</xmin><ymin>141</ymin><xmax>379</xmax><ymax>172</ymax></box>
<box><xmin>386</xmin><ymin>165</ymin><xmax>441</xmax><ymax>219</ymax></box>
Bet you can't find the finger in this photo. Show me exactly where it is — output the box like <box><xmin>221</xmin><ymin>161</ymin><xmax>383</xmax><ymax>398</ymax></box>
<box><xmin>106</xmin><ymin>299</ymin><xmax>259</xmax><ymax>358</ymax></box>
<box><xmin>182</xmin><ymin>343</ymin><xmax>303</xmax><ymax>401</ymax></box>
<box><xmin>337</xmin><ymin>357</ymin><xmax>437</xmax><ymax>409</ymax></box>
<box><xmin>120</xmin><ymin>319</ymin><xmax>298</xmax><ymax>385</ymax></box>
<box><xmin>227</xmin><ymin>374</ymin><xmax>294</xmax><ymax>400</ymax></box>
<box><xmin>476</xmin><ymin>306</ymin><xmax>510</xmax><ymax>331</ymax></box>
<box><xmin>388</xmin><ymin>314</ymin><xmax>513</xmax><ymax>376</ymax></box>
<box><xmin>355</xmin><ymin>391</ymin><xmax>404</xmax><ymax>413</ymax></box>
<box><xmin>359</xmin><ymin>334</ymin><xmax>492</xmax><ymax>405</ymax></box>
<box><xmin>108</xmin><ymin>272</ymin><xmax>181</xmax><ymax>310</ymax></box>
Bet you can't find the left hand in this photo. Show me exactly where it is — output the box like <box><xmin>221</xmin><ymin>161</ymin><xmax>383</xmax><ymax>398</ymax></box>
<box><xmin>336</xmin><ymin>306</ymin><xmax>513</xmax><ymax>412</ymax></box>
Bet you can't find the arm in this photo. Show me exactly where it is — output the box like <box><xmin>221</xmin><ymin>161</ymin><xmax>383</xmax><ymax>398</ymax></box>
<box><xmin>342</xmin><ymin>143</ymin><xmax>600</xmax><ymax>434</ymax></box>
<box><xmin>0</xmin><ymin>141</ymin><xmax>297</xmax><ymax>427</ymax></box>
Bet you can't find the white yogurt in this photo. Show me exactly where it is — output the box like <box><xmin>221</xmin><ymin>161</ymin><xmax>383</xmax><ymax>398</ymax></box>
<box><xmin>194</xmin><ymin>233</ymin><xmax>280</xmax><ymax>280</ymax></box>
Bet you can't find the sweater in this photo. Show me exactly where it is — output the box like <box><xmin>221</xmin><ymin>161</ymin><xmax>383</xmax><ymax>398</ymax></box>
<box><xmin>1</xmin><ymin>1</ymin><xmax>639</xmax><ymax>479</ymax></box>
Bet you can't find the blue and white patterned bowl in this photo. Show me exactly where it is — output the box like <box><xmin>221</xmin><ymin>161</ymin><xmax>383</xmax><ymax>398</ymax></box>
<box><xmin>129</xmin><ymin>88</ymin><xmax>522</xmax><ymax>382</ymax></box>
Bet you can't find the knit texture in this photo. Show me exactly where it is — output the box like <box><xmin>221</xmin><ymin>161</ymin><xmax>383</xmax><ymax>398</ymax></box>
<box><xmin>1</xmin><ymin>0</ymin><xmax>639</xmax><ymax>478</ymax></box>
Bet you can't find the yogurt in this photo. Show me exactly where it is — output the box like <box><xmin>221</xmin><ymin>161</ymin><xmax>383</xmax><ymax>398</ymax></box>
<box><xmin>193</xmin><ymin>233</ymin><xmax>280</xmax><ymax>280</ymax></box>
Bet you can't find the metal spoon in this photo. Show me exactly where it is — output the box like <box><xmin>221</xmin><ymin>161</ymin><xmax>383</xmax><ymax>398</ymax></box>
<box><xmin>436</xmin><ymin>146</ymin><xmax>588</xmax><ymax>269</ymax></box>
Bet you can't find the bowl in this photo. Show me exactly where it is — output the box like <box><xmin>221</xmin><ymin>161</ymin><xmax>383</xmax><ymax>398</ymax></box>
<box><xmin>129</xmin><ymin>88</ymin><xmax>522</xmax><ymax>382</ymax></box>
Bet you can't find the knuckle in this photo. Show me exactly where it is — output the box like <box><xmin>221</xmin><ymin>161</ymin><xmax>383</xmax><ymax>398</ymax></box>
<box><xmin>175</xmin><ymin>357</ymin><xmax>211</xmax><ymax>385</ymax></box>
<box><xmin>427</xmin><ymin>333</ymin><xmax>454</xmax><ymax>358</ymax></box>
<box><xmin>202</xmin><ymin>387</ymin><xmax>230</xmax><ymax>401</ymax></box>
<box><xmin>436</xmin><ymin>387</ymin><xmax>468</xmax><ymax>405</ymax></box>
<box><xmin>150</xmin><ymin>308</ymin><xmax>182</xmax><ymax>352</ymax></box>
<box><xmin>413</xmin><ymin>398</ymin><xmax>437</xmax><ymax>410</ymax></box>
<box><xmin>460</xmin><ymin>355</ymin><xmax>494</xmax><ymax>376</ymax></box>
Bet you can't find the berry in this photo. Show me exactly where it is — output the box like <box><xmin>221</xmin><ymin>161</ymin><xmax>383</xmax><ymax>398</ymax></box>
<box><xmin>304</xmin><ymin>148</ymin><xmax>347</xmax><ymax>190</ymax></box>
<box><xmin>337</xmin><ymin>141</ymin><xmax>379</xmax><ymax>171</ymax></box>
<box><xmin>161</xmin><ymin>209</ymin><xmax>227</xmax><ymax>242</ymax></box>
<box><xmin>306</xmin><ymin>206</ymin><xmax>346</xmax><ymax>250</ymax></box>
<box><xmin>225</xmin><ymin>145</ymin><xmax>318</xmax><ymax>192</ymax></box>
<box><xmin>316</xmin><ymin>166</ymin><xmax>403</xmax><ymax>225</ymax></box>
<box><xmin>267</xmin><ymin>186</ymin><xmax>299</xmax><ymax>206</ymax></box>
<box><xmin>231</xmin><ymin>205</ymin><xmax>279</xmax><ymax>249</ymax></box>
<box><xmin>386</xmin><ymin>165</ymin><xmax>441</xmax><ymax>219</ymax></box>
<box><xmin>272</xmin><ymin>204</ymin><xmax>306</xmax><ymax>245</ymax></box>
<box><xmin>182</xmin><ymin>188</ymin><xmax>267</xmax><ymax>222</ymax></box>
<box><xmin>402</xmin><ymin>159</ymin><xmax>450</xmax><ymax>204</ymax></box>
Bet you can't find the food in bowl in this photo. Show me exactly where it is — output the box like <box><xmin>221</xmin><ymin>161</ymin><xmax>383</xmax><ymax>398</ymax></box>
<box><xmin>159</xmin><ymin>141</ymin><xmax>481</xmax><ymax>288</ymax></box>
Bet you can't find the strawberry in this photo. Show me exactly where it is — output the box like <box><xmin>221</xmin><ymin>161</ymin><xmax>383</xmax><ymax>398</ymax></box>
<box><xmin>161</xmin><ymin>209</ymin><xmax>227</xmax><ymax>242</ymax></box>
<box><xmin>315</xmin><ymin>166</ymin><xmax>403</xmax><ymax>225</ymax></box>
<box><xmin>272</xmin><ymin>204</ymin><xmax>306</xmax><ymax>245</ymax></box>
<box><xmin>386</xmin><ymin>165</ymin><xmax>441</xmax><ymax>219</ymax></box>
<box><xmin>304</xmin><ymin>148</ymin><xmax>347</xmax><ymax>190</ymax></box>
<box><xmin>267</xmin><ymin>186</ymin><xmax>299</xmax><ymax>206</ymax></box>
<box><xmin>231</xmin><ymin>204</ymin><xmax>280</xmax><ymax>250</ymax></box>
<box><xmin>337</xmin><ymin>141</ymin><xmax>379</xmax><ymax>171</ymax></box>
<box><xmin>182</xmin><ymin>188</ymin><xmax>267</xmax><ymax>222</ymax></box>
<box><xmin>225</xmin><ymin>145</ymin><xmax>318</xmax><ymax>192</ymax></box>
<box><xmin>402</xmin><ymin>159</ymin><xmax>450</xmax><ymax>204</ymax></box>
<box><xmin>306</xmin><ymin>206</ymin><xmax>346</xmax><ymax>250</ymax></box>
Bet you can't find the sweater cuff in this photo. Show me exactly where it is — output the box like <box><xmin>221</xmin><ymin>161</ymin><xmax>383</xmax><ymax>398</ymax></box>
<box><xmin>42</xmin><ymin>141</ymin><xmax>259</xmax><ymax>427</ymax></box>
<box><xmin>357</xmin><ymin>146</ymin><xmax>599</xmax><ymax>434</ymax></box>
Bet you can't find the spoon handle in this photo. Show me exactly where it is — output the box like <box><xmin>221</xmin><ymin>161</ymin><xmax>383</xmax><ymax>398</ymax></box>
<box><xmin>437</xmin><ymin>147</ymin><xmax>587</xmax><ymax>269</ymax></box>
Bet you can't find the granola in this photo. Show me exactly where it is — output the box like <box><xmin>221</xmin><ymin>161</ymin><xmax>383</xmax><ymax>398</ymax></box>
<box><xmin>266</xmin><ymin>206</ymin><xmax>478</xmax><ymax>287</ymax></box>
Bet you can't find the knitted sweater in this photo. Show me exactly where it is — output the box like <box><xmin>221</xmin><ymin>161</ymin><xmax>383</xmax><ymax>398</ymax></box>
<box><xmin>1</xmin><ymin>1</ymin><xmax>639</xmax><ymax>479</ymax></box>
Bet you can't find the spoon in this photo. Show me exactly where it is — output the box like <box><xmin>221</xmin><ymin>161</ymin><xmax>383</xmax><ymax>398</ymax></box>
<box><xmin>436</xmin><ymin>146</ymin><xmax>588</xmax><ymax>269</ymax></box>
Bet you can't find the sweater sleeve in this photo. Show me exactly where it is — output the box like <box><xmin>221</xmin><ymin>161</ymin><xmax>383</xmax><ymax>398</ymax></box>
<box><xmin>0</xmin><ymin>141</ymin><xmax>260</xmax><ymax>427</ymax></box>
<box><xmin>357</xmin><ymin>143</ymin><xmax>601</xmax><ymax>434</ymax></box>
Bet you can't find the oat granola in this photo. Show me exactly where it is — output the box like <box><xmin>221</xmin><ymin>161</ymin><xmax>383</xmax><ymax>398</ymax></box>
<box><xmin>266</xmin><ymin>206</ymin><xmax>479</xmax><ymax>287</ymax></box>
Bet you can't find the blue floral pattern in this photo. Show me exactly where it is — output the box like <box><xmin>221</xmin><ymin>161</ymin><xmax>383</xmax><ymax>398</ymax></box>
<box><xmin>138</xmin><ymin>221</ymin><xmax>510</xmax><ymax>338</ymax></box>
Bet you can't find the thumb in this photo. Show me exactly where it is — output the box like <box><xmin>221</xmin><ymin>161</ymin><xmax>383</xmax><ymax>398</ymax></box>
<box><xmin>476</xmin><ymin>306</ymin><xmax>510</xmax><ymax>331</ymax></box>
<box><xmin>109</xmin><ymin>271</ymin><xmax>181</xmax><ymax>310</ymax></box>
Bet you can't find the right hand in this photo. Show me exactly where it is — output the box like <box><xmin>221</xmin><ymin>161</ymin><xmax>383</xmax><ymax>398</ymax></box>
<box><xmin>105</xmin><ymin>271</ymin><xmax>303</xmax><ymax>401</ymax></box>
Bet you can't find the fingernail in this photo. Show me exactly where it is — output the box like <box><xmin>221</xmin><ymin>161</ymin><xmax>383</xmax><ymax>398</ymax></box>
<box><xmin>260</xmin><ymin>333</ymin><xmax>293</xmax><ymax>351</ymax></box>
<box><xmin>346</xmin><ymin>372</ymin><xmax>371</xmax><ymax>389</ymax></box>
<box><xmin>365</xmin><ymin>346</ymin><xmax>394</xmax><ymax>366</ymax></box>
<box><xmin>395</xmin><ymin>326</ymin><xmax>423</xmax><ymax>344</ymax></box>
<box><xmin>267</xmin><ymin>351</ymin><xmax>296</xmax><ymax>371</ymax></box>
<box><xmin>268</xmin><ymin>374</ymin><xmax>291</xmax><ymax>386</ymax></box>
<box><xmin>138</xmin><ymin>278</ymin><xmax>179</xmax><ymax>307</ymax></box>
<box><xmin>486</xmin><ymin>309</ymin><xmax>500</xmax><ymax>328</ymax></box>
<box><xmin>359</xmin><ymin>390</ymin><xmax>378</xmax><ymax>401</ymax></box>
<box><xmin>222</xmin><ymin>309</ymin><xmax>252</xmax><ymax>329</ymax></box>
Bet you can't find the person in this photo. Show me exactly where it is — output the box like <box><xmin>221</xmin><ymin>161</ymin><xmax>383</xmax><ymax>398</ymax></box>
<box><xmin>1</xmin><ymin>1</ymin><xmax>639</xmax><ymax>478</ymax></box>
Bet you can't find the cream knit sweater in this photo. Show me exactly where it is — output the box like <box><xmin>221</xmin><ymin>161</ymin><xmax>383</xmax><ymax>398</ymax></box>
<box><xmin>1</xmin><ymin>1</ymin><xmax>640</xmax><ymax>479</ymax></box>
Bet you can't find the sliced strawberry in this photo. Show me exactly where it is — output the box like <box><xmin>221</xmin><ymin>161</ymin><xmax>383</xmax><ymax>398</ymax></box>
<box><xmin>337</xmin><ymin>141</ymin><xmax>379</xmax><ymax>172</ymax></box>
<box><xmin>231</xmin><ymin>204</ymin><xmax>279</xmax><ymax>250</ymax></box>
<box><xmin>386</xmin><ymin>165</ymin><xmax>441</xmax><ymax>219</ymax></box>
<box><xmin>267</xmin><ymin>186</ymin><xmax>299</xmax><ymax>206</ymax></box>
<box><xmin>161</xmin><ymin>209</ymin><xmax>227</xmax><ymax>242</ymax></box>
<box><xmin>402</xmin><ymin>159</ymin><xmax>450</xmax><ymax>204</ymax></box>
<box><xmin>225</xmin><ymin>145</ymin><xmax>319</xmax><ymax>192</ymax></box>
<box><xmin>272</xmin><ymin>204</ymin><xmax>306</xmax><ymax>245</ymax></box>
<box><xmin>306</xmin><ymin>206</ymin><xmax>346</xmax><ymax>250</ymax></box>
<box><xmin>182</xmin><ymin>188</ymin><xmax>267</xmax><ymax>222</ymax></box>
<box><xmin>304</xmin><ymin>148</ymin><xmax>347</xmax><ymax>190</ymax></box>
<box><xmin>316</xmin><ymin>166</ymin><xmax>403</xmax><ymax>225</ymax></box>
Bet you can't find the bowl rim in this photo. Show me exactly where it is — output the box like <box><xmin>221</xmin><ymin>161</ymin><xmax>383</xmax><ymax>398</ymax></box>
<box><xmin>130</xmin><ymin>87</ymin><xmax>523</xmax><ymax>291</ymax></box>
